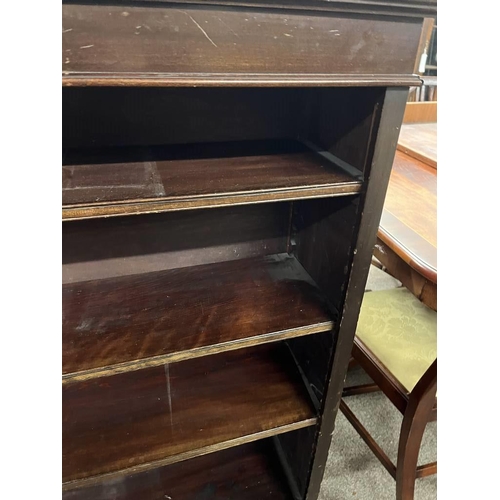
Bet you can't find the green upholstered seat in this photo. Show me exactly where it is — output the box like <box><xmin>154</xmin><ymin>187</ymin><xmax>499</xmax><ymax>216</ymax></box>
<box><xmin>356</xmin><ymin>287</ymin><xmax>437</xmax><ymax>394</ymax></box>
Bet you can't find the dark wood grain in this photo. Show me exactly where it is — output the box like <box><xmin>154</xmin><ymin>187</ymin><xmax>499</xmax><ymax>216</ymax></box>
<box><xmin>63</xmin><ymin>253</ymin><xmax>333</xmax><ymax>382</ymax></box>
<box><xmin>62</xmin><ymin>139</ymin><xmax>361</xmax><ymax>220</ymax></box>
<box><xmin>75</xmin><ymin>1</ymin><xmax>437</xmax><ymax>19</ymax></box>
<box><xmin>63</xmin><ymin>1</ymin><xmax>437</xmax><ymax>19</ymax></box>
<box><xmin>63</xmin><ymin>344</ymin><xmax>317</xmax><ymax>489</ymax></box>
<box><xmin>60</xmin><ymin>1</ymin><xmax>430</xmax><ymax>496</ymax></box>
<box><xmin>62</xmin><ymin>3</ymin><xmax>422</xmax><ymax>87</ymax></box>
<box><xmin>63</xmin><ymin>203</ymin><xmax>289</xmax><ymax>284</ymax></box>
<box><xmin>305</xmin><ymin>88</ymin><xmax>410</xmax><ymax>500</ymax></box>
<box><xmin>63</xmin><ymin>440</ymin><xmax>293</xmax><ymax>500</ymax></box>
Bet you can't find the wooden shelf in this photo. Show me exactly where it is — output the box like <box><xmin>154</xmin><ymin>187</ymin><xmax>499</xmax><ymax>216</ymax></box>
<box><xmin>63</xmin><ymin>440</ymin><xmax>293</xmax><ymax>499</ymax></box>
<box><xmin>62</xmin><ymin>139</ymin><xmax>362</xmax><ymax>220</ymax></box>
<box><xmin>63</xmin><ymin>253</ymin><xmax>333</xmax><ymax>383</ymax></box>
<box><xmin>62</xmin><ymin>344</ymin><xmax>317</xmax><ymax>490</ymax></box>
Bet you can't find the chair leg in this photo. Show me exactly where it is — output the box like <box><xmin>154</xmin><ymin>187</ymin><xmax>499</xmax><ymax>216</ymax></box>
<box><xmin>395</xmin><ymin>408</ymin><xmax>429</xmax><ymax>500</ymax></box>
<box><xmin>396</xmin><ymin>361</ymin><xmax>437</xmax><ymax>500</ymax></box>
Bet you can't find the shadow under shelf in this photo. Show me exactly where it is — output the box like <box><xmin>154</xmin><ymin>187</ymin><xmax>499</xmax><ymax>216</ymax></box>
<box><xmin>62</xmin><ymin>439</ymin><xmax>295</xmax><ymax>499</ymax></box>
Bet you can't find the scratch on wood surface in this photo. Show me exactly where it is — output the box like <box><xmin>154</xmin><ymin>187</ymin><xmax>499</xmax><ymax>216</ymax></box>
<box><xmin>189</xmin><ymin>15</ymin><xmax>218</xmax><ymax>47</ymax></box>
<box><xmin>218</xmin><ymin>17</ymin><xmax>240</xmax><ymax>37</ymax></box>
<box><xmin>164</xmin><ymin>364</ymin><xmax>174</xmax><ymax>427</ymax></box>
<box><xmin>182</xmin><ymin>11</ymin><xmax>218</xmax><ymax>47</ymax></box>
<box><xmin>62</xmin><ymin>184</ymin><xmax>144</xmax><ymax>190</ymax></box>
<box><xmin>62</xmin><ymin>28</ymin><xmax>73</xmax><ymax>33</ymax></box>
<box><xmin>145</xmin><ymin>161</ymin><xmax>167</xmax><ymax>197</ymax></box>
<box><xmin>80</xmin><ymin>44</ymin><xmax>94</xmax><ymax>49</ymax></box>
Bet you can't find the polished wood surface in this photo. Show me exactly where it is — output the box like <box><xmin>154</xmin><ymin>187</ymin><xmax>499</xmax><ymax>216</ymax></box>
<box><xmin>396</xmin><ymin>361</ymin><xmax>437</xmax><ymax>500</ymax></box>
<box><xmin>376</xmin><ymin>147</ymin><xmax>437</xmax><ymax>309</ymax></box>
<box><xmin>402</xmin><ymin>102</ymin><xmax>437</xmax><ymax>124</ymax></box>
<box><xmin>92</xmin><ymin>0</ymin><xmax>437</xmax><ymax>18</ymax></box>
<box><xmin>63</xmin><ymin>139</ymin><xmax>361</xmax><ymax>220</ymax></box>
<box><xmin>397</xmin><ymin>122</ymin><xmax>437</xmax><ymax>168</ymax></box>
<box><xmin>62</xmin><ymin>3</ymin><xmax>422</xmax><ymax>87</ymax></box>
<box><xmin>63</xmin><ymin>344</ymin><xmax>317</xmax><ymax>489</ymax></box>
<box><xmin>63</xmin><ymin>441</ymin><xmax>293</xmax><ymax>500</ymax></box>
<box><xmin>63</xmin><ymin>253</ymin><xmax>333</xmax><ymax>382</ymax></box>
<box><xmin>379</xmin><ymin>150</ymin><xmax>436</xmax><ymax>282</ymax></box>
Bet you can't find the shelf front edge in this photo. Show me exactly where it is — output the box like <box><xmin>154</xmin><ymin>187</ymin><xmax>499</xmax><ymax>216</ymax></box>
<box><xmin>62</xmin><ymin>418</ymin><xmax>317</xmax><ymax>492</ymax></box>
<box><xmin>62</xmin><ymin>183</ymin><xmax>362</xmax><ymax>221</ymax></box>
<box><xmin>63</xmin><ymin>320</ymin><xmax>333</xmax><ymax>384</ymax></box>
<box><xmin>62</xmin><ymin>73</ymin><xmax>423</xmax><ymax>88</ymax></box>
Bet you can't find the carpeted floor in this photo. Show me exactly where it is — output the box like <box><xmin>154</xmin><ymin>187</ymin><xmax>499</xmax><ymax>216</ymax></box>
<box><xmin>318</xmin><ymin>265</ymin><xmax>437</xmax><ymax>500</ymax></box>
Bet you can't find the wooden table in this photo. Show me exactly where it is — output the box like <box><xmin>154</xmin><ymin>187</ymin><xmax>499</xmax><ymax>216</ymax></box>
<box><xmin>397</xmin><ymin>122</ymin><xmax>437</xmax><ymax>168</ymax></box>
<box><xmin>374</xmin><ymin>133</ymin><xmax>437</xmax><ymax>311</ymax></box>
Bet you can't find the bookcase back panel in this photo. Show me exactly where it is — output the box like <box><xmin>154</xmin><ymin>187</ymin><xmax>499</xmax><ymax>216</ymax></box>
<box><xmin>63</xmin><ymin>87</ymin><xmax>380</xmax><ymax>176</ymax></box>
<box><xmin>298</xmin><ymin>87</ymin><xmax>385</xmax><ymax>174</ymax></box>
<box><xmin>63</xmin><ymin>87</ymin><xmax>300</xmax><ymax>149</ymax></box>
<box><xmin>62</xmin><ymin>203</ymin><xmax>290</xmax><ymax>284</ymax></box>
<box><xmin>293</xmin><ymin>196</ymin><xmax>360</xmax><ymax>313</ymax></box>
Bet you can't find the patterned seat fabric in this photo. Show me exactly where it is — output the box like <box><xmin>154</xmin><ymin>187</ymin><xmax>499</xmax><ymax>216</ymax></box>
<box><xmin>356</xmin><ymin>287</ymin><xmax>437</xmax><ymax>393</ymax></box>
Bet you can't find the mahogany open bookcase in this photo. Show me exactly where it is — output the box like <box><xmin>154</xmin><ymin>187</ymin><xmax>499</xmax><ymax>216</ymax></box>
<box><xmin>62</xmin><ymin>1</ymin><xmax>436</xmax><ymax>498</ymax></box>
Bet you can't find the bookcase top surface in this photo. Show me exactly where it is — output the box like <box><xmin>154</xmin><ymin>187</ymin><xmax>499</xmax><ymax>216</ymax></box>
<box><xmin>62</xmin><ymin>1</ymin><xmax>426</xmax><ymax>87</ymax></box>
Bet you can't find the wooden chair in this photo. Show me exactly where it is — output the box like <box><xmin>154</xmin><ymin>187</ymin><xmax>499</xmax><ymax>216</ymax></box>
<box><xmin>340</xmin><ymin>287</ymin><xmax>437</xmax><ymax>500</ymax></box>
